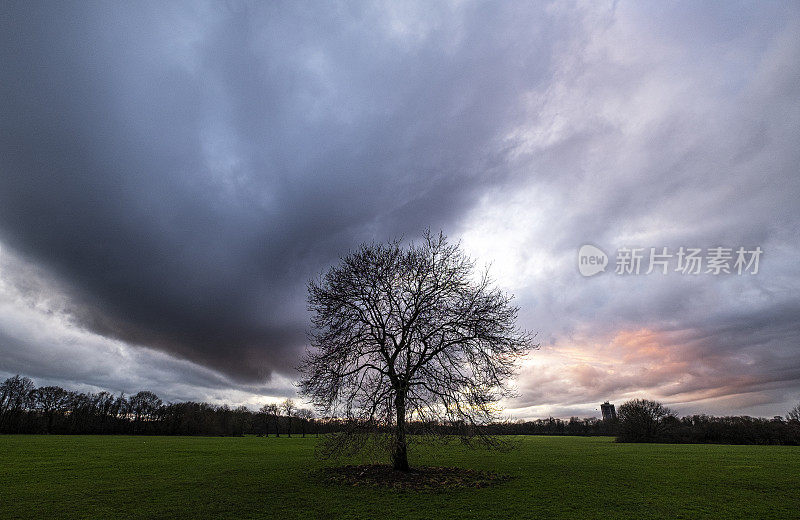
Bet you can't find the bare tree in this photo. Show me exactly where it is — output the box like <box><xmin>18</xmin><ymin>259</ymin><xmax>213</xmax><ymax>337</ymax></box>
<box><xmin>94</xmin><ymin>391</ymin><xmax>116</xmax><ymax>430</ymax></box>
<box><xmin>282</xmin><ymin>398</ymin><xmax>295</xmax><ymax>437</ymax></box>
<box><xmin>788</xmin><ymin>402</ymin><xmax>800</xmax><ymax>422</ymax></box>
<box><xmin>114</xmin><ymin>393</ymin><xmax>129</xmax><ymax>421</ymax></box>
<box><xmin>258</xmin><ymin>404</ymin><xmax>271</xmax><ymax>437</ymax></box>
<box><xmin>0</xmin><ymin>375</ymin><xmax>35</xmax><ymax>428</ymax></box>
<box><xmin>299</xmin><ymin>231</ymin><xmax>534</xmax><ymax>471</ymax></box>
<box><xmin>297</xmin><ymin>408</ymin><xmax>314</xmax><ymax>437</ymax></box>
<box><xmin>32</xmin><ymin>386</ymin><xmax>69</xmax><ymax>433</ymax></box>
<box><xmin>128</xmin><ymin>391</ymin><xmax>162</xmax><ymax>433</ymax></box>
<box><xmin>265</xmin><ymin>403</ymin><xmax>280</xmax><ymax>436</ymax></box>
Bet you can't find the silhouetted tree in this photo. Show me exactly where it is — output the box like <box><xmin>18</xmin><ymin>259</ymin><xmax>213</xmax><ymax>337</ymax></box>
<box><xmin>232</xmin><ymin>405</ymin><xmax>251</xmax><ymax>436</ymax></box>
<box><xmin>300</xmin><ymin>231</ymin><xmax>534</xmax><ymax>470</ymax></box>
<box><xmin>265</xmin><ymin>403</ymin><xmax>280</xmax><ymax>436</ymax></box>
<box><xmin>93</xmin><ymin>391</ymin><xmax>117</xmax><ymax>432</ymax></box>
<box><xmin>129</xmin><ymin>391</ymin><xmax>162</xmax><ymax>433</ymax></box>
<box><xmin>2</xmin><ymin>374</ymin><xmax>799</xmax><ymax>443</ymax></box>
<box><xmin>257</xmin><ymin>404</ymin><xmax>271</xmax><ymax>437</ymax></box>
<box><xmin>787</xmin><ymin>402</ymin><xmax>800</xmax><ymax>422</ymax></box>
<box><xmin>0</xmin><ymin>375</ymin><xmax>34</xmax><ymax>430</ymax></box>
<box><xmin>297</xmin><ymin>408</ymin><xmax>313</xmax><ymax>437</ymax></box>
<box><xmin>31</xmin><ymin>386</ymin><xmax>69</xmax><ymax>433</ymax></box>
<box><xmin>282</xmin><ymin>399</ymin><xmax>295</xmax><ymax>437</ymax></box>
<box><xmin>617</xmin><ymin>399</ymin><xmax>676</xmax><ymax>442</ymax></box>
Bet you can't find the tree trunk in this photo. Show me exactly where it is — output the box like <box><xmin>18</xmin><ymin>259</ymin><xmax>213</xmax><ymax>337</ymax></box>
<box><xmin>392</xmin><ymin>391</ymin><xmax>410</xmax><ymax>471</ymax></box>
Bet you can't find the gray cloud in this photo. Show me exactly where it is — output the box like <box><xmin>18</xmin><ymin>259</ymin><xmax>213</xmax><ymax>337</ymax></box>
<box><xmin>1</xmin><ymin>1</ymin><xmax>799</xmax><ymax>416</ymax></box>
<box><xmin>0</xmin><ymin>1</ymin><xmax>562</xmax><ymax>382</ymax></box>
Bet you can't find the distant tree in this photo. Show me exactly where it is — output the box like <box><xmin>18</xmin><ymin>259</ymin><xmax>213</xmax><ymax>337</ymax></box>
<box><xmin>128</xmin><ymin>391</ymin><xmax>162</xmax><ymax>432</ymax></box>
<box><xmin>300</xmin><ymin>232</ymin><xmax>534</xmax><ymax>471</ymax></box>
<box><xmin>297</xmin><ymin>408</ymin><xmax>314</xmax><ymax>437</ymax></box>
<box><xmin>1</xmin><ymin>375</ymin><xmax>34</xmax><ymax>411</ymax></box>
<box><xmin>265</xmin><ymin>403</ymin><xmax>280</xmax><ymax>437</ymax></box>
<box><xmin>31</xmin><ymin>386</ymin><xmax>69</xmax><ymax>433</ymax></box>
<box><xmin>788</xmin><ymin>402</ymin><xmax>800</xmax><ymax>422</ymax></box>
<box><xmin>0</xmin><ymin>375</ymin><xmax>35</xmax><ymax>430</ymax></box>
<box><xmin>115</xmin><ymin>393</ymin><xmax>130</xmax><ymax>422</ymax></box>
<box><xmin>258</xmin><ymin>404</ymin><xmax>271</xmax><ymax>437</ymax></box>
<box><xmin>282</xmin><ymin>399</ymin><xmax>296</xmax><ymax>437</ymax></box>
<box><xmin>67</xmin><ymin>392</ymin><xmax>92</xmax><ymax>433</ymax></box>
<box><xmin>232</xmin><ymin>405</ymin><xmax>251</xmax><ymax>436</ymax></box>
<box><xmin>617</xmin><ymin>399</ymin><xmax>676</xmax><ymax>442</ymax></box>
<box><xmin>93</xmin><ymin>391</ymin><xmax>117</xmax><ymax>432</ymax></box>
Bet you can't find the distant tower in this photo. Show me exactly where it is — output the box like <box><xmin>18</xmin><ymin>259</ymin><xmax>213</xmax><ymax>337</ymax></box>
<box><xmin>601</xmin><ymin>401</ymin><xmax>617</xmax><ymax>421</ymax></box>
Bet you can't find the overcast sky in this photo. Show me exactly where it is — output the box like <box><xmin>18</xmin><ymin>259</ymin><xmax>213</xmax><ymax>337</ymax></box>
<box><xmin>1</xmin><ymin>1</ymin><xmax>798</xmax><ymax>418</ymax></box>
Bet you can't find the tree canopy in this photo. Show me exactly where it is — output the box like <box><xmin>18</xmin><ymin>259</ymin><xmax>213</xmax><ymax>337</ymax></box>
<box><xmin>299</xmin><ymin>231</ymin><xmax>534</xmax><ymax>470</ymax></box>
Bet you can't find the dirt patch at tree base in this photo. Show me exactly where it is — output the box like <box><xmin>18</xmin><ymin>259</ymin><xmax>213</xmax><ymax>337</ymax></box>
<box><xmin>320</xmin><ymin>464</ymin><xmax>511</xmax><ymax>491</ymax></box>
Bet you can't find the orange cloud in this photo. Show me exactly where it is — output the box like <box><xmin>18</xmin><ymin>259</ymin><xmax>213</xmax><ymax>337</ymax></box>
<box><xmin>509</xmin><ymin>325</ymin><xmax>785</xmax><ymax>418</ymax></box>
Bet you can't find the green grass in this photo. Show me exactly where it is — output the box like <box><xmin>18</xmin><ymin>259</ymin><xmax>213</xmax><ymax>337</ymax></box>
<box><xmin>1</xmin><ymin>435</ymin><xmax>798</xmax><ymax>519</ymax></box>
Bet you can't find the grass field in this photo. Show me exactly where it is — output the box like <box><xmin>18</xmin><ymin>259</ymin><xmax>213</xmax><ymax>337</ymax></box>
<box><xmin>2</xmin><ymin>435</ymin><xmax>799</xmax><ymax>519</ymax></box>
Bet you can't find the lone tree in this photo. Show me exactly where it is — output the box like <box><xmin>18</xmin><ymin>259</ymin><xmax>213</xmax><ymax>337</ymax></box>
<box><xmin>299</xmin><ymin>231</ymin><xmax>534</xmax><ymax>471</ymax></box>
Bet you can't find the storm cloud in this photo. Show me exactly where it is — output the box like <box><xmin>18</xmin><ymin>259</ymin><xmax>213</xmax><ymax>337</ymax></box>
<box><xmin>1</xmin><ymin>1</ymin><xmax>799</xmax><ymax>415</ymax></box>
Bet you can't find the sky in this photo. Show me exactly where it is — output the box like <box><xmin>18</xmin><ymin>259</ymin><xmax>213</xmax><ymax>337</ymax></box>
<box><xmin>1</xmin><ymin>1</ymin><xmax>798</xmax><ymax>419</ymax></box>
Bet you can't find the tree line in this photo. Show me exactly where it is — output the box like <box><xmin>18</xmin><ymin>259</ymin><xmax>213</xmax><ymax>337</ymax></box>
<box><xmin>615</xmin><ymin>399</ymin><xmax>800</xmax><ymax>445</ymax></box>
<box><xmin>0</xmin><ymin>375</ymin><xmax>321</xmax><ymax>437</ymax></box>
<box><xmin>3</xmin><ymin>375</ymin><xmax>799</xmax><ymax>444</ymax></box>
<box><xmin>0</xmin><ymin>372</ymin><xmax>607</xmax><ymax>438</ymax></box>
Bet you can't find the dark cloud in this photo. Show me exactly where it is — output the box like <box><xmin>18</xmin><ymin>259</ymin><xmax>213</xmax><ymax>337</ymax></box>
<box><xmin>0</xmin><ymin>2</ymin><xmax>561</xmax><ymax>382</ymax></box>
<box><xmin>1</xmin><ymin>2</ymin><xmax>799</xmax><ymax>416</ymax></box>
